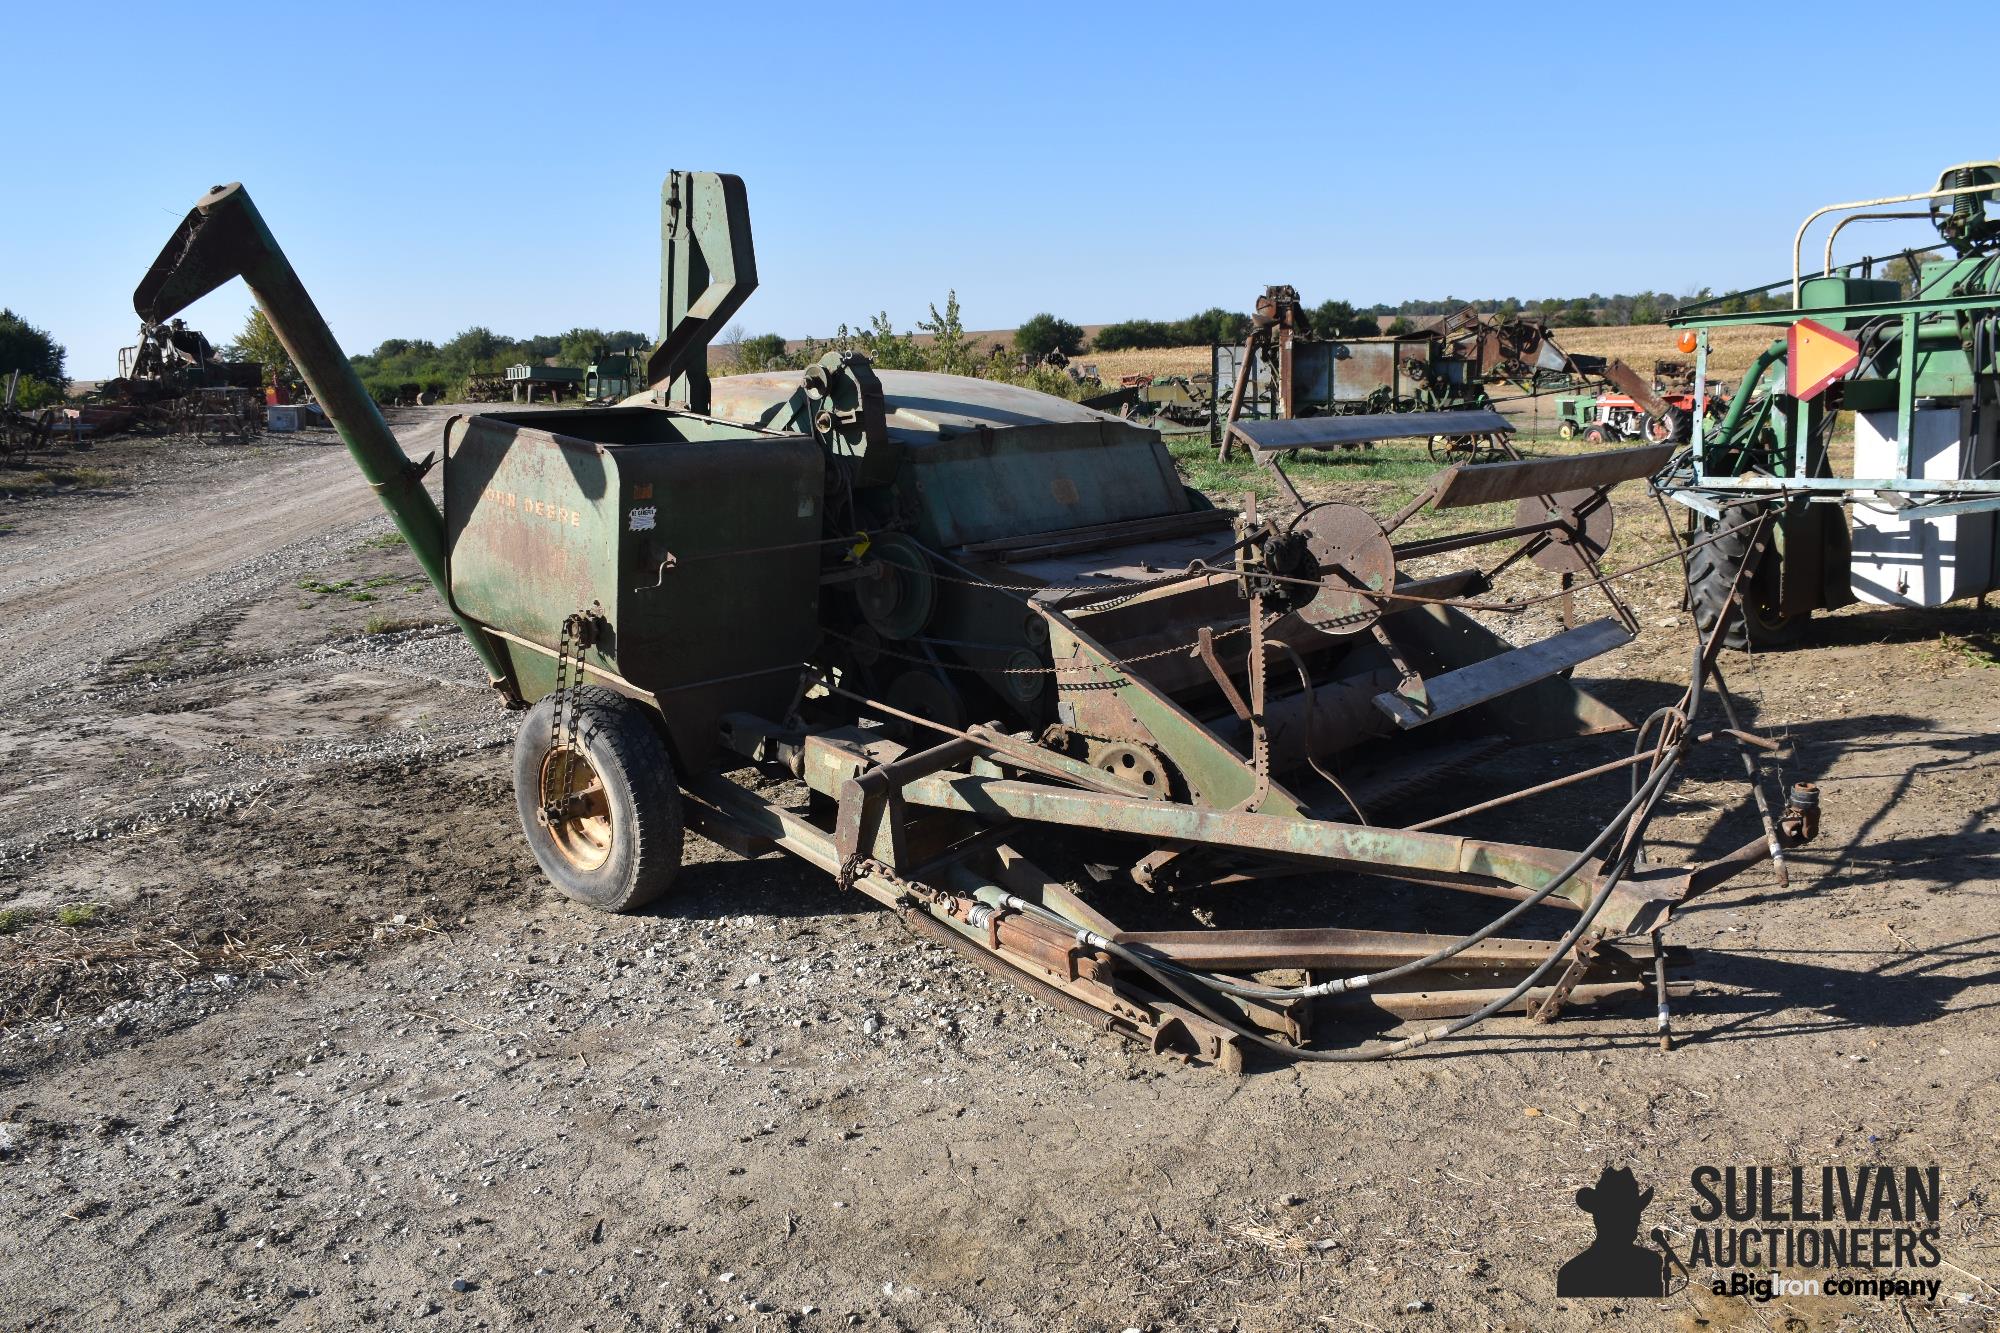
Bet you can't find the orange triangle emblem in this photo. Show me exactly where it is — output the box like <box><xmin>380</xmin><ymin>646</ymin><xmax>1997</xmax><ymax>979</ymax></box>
<box><xmin>1787</xmin><ymin>317</ymin><xmax>1861</xmax><ymax>401</ymax></box>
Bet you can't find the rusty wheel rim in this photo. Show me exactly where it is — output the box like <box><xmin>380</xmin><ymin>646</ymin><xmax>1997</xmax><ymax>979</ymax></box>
<box><xmin>540</xmin><ymin>746</ymin><xmax>614</xmax><ymax>872</ymax></box>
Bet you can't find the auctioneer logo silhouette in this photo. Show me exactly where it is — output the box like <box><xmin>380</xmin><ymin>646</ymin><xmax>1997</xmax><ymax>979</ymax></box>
<box><xmin>1557</xmin><ymin>1166</ymin><xmax>1670</xmax><ymax>1298</ymax></box>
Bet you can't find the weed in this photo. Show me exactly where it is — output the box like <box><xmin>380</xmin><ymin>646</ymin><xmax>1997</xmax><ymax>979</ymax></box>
<box><xmin>55</xmin><ymin>903</ymin><xmax>100</xmax><ymax>928</ymax></box>
<box><xmin>365</xmin><ymin>614</ymin><xmax>432</xmax><ymax>635</ymax></box>
<box><xmin>1937</xmin><ymin>631</ymin><xmax>2000</xmax><ymax>669</ymax></box>
<box><xmin>297</xmin><ymin>578</ymin><xmax>355</xmax><ymax>595</ymax></box>
<box><xmin>6</xmin><ymin>466</ymin><xmax>115</xmax><ymax>493</ymax></box>
<box><xmin>0</xmin><ymin>908</ymin><xmax>30</xmax><ymax>935</ymax></box>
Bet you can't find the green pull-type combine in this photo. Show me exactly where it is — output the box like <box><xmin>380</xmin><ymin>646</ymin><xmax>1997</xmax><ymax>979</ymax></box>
<box><xmin>134</xmin><ymin>174</ymin><xmax>1819</xmax><ymax>1068</ymax></box>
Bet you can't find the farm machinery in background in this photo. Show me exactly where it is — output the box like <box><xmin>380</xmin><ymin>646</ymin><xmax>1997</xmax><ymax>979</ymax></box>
<box><xmin>1212</xmin><ymin>287</ymin><xmax>1709</xmax><ymax>464</ymax></box>
<box><xmin>1555</xmin><ymin>361</ymin><xmax>1722</xmax><ymax>444</ymax></box>
<box><xmin>1657</xmin><ymin>158</ymin><xmax>2000</xmax><ymax>648</ymax></box>
<box><xmin>81</xmin><ymin>318</ymin><xmax>268</xmax><ymax>443</ymax></box>
<box><xmin>131</xmin><ymin>173</ymin><xmax>1820</xmax><ymax>1070</ymax></box>
<box><xmin>3</xmin><ymin>318</ymin><xmax>266</xmax><ymax>451</ymax></box>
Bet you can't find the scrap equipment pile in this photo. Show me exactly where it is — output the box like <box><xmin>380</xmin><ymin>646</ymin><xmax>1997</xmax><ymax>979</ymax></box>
<box><xmin>130</xmin><ymin>173</ymin><xmax>1823</xmax><ymax>1070</ymax></box>
<box><xmin>1213</xmin><ymin>287</ymin><xmax>1712</xmax><ymax>464</ymax></box>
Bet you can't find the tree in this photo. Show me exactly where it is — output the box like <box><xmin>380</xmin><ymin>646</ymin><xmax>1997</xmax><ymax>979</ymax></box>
<box><xmin>557</xmin><ymin>327</ymin><xmax>613</xmax><ymax>368</ymax></box>
<box><xmin>1555</xmin><ymin>298</ymin><xmax>1597</xmax><ymax>328</ymax></box>
<box><xmin>442</xmin><ymin>326</ymin><xmax>504</xmax><ymax>370</ymax></box>
<box><xmin>1178</xmin><ymin>308</ymin><xmax>1251</xmax><ymax>346</ymax></box>
<box><xmin>227</xmin><ymin>307</ymin><xmax>294</xmax><ymax>388</ymax></box>
<box><xmin>0</xmin><ymin>308</ymin><xmax>66</xmax><ymax>389</ymax></box>
<box><xmin>1309</xmin><ymin>300</ymin><xmax>1379</xmax><ymax>339</ymax></box>
<box><xmin>1629</xmin><ymin>293</ymin><xmax>1660</xmax><ymax>326</ymax></box>
<box><xmin>1384</xmin><ymin>316</ymin><xmax>1417</xmax><ymax>336</ymax></box>
<box><xmin>1092</xmin><ymin>319</ymin><xmax>1178</xmax><ymax>351</ymax></box>
<box><xmin>735</xmin><ymin>333</ymin><xmax>790</xmax><ymax>370</ymax></box>
<box><xmin>1013</xmin><ymin>313</ymin><xmax>1085</xmax><ymax>360</ymax></box>
<box><xmin>918</xmin><ymin>291</ymin><xmax>976</xmax><ymax>377</ymax></box>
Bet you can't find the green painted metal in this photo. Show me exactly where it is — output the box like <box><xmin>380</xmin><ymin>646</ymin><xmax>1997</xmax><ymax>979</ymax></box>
<box><xmin>442</xmin><ymin>408</ymin><xmax>823</xmax><ymax>769</ymax></box>
<box><xmin>132</xmin><ymin>183</ymin><xmax>516</xmax><ymax>690</ymax></box>
<box><xmin>887</xmin><ymin>768</ymin><xmax>1611</xmax><ymax>911</ymax></box>
<box><xmin>1663</xmin><ymin>163</ymin><xmax>2000</xmax><ymax>626</ymax></box>
<box><xmin>648</xmin><ymin>171</ymin><xmax>756</xmax><ymax>413</ymax></box>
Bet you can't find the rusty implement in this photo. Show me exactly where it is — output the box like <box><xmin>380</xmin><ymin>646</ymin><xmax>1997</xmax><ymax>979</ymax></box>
<box><xmin>134</xmin><ymin>175</ymin><xmax>1825</xmax><ymax>1071</ymax></box>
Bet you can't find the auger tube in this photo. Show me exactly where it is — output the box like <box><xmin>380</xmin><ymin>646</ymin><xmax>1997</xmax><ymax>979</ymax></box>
<box><xmin>134</xmin><ymin>183</ymin><xmax>516</xmax><ymax>692</ymax></box>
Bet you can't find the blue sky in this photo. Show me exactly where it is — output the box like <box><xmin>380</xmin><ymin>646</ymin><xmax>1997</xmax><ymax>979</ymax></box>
<box><xmin>5</xmin><ymin>0</ymin><xmax>1993</xmax><ymax>378</ymax></box>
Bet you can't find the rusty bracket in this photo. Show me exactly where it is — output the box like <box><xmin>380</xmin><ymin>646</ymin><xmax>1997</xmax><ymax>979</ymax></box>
<box><xmin>1369</xmin><ymin>622</ymin><xmax>1429</xmax><ymax>714</ymax></box>
<box><xmin>1194</xmin><ymin>626</ymin><xmax>1252</xmax><ymax>721</ymax></box>
<box><xmin>1528</xmin><ymin>933</ymin><xmax>1603</xmax><ymax>1023</ymax></box>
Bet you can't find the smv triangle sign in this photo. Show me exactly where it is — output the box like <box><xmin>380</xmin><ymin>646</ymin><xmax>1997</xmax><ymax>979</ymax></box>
<box><xmin>1786</xmin><ymin>317</ymin><xmax>1861</xmax><ymax>401</ymax></box>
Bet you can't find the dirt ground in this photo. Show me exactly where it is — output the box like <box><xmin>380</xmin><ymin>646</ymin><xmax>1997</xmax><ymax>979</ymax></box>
<box><xmin>1</xmin><ymin>412</ymin><xmax>1997</xmax><ymax>1333</ymax></box>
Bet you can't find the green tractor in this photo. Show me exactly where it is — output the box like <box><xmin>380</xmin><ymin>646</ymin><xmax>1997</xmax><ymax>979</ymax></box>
<box><xmin>1657</xmin><ymin>159</ymin><xmax>2000</xmax><ymax>647</ymax></box>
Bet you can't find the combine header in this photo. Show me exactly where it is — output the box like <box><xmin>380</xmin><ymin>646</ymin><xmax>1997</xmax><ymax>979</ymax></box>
<box><xmin>132</xmin><ymin>176</ymin><xmax>1819</xmax><ymax>1068</ymax></box>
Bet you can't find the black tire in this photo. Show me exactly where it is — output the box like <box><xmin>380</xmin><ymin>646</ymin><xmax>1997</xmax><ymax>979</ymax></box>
<box><xmin>513</xmin><ymin>685</ymin><xmax>683</xmax><ymax>912</ymax></box>
<box><xmin>1557</xmin><ymin>421</ymin><xmax>1577</xmax><ymax>441</ymax></box>
<box><xmin>1652</xmin><ymin>405</ymin><xmax>1691</xmax><ymax>444</ymax></box>
<box><xmin>1687</xmin><ymin>517</ymin><xmax>1810</xmax><ymax>651</ymax></box>
<box><xmin>1584</xmin><ymin>425</ymin><xmax>1609</xmax><ymax>444</ymax></box>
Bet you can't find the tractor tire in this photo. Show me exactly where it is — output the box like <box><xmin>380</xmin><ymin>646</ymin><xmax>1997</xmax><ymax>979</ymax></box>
<box><xmin>1558</xmin><ymin>421</ymin><xmax>1578</xmax><ymax>441</ymax></box>
<box><xmin>1584</xmin><ymin>425</ymin><xmax>1610</xmax><ymax>444</ymax></box>
<box><xmin>1653</xmin><ymin>405</ymin><xmax>1691</xmax><ymax>444</ymax></box>
<box><xmin>1687</xmin><ymin>517</ymin><xmax>1810</xmax><ymax>651</ymax></box>
<box><xmin>514</xmin><ymin>685</ymin><xmax>684</xmax><ymax>913</ymax></box>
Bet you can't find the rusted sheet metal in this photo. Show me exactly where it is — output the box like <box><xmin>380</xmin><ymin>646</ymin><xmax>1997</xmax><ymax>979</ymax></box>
<box><xmin>1373</xmin><ymin>618</ymin><xmax>1632</xmax><ymax>730</ymax></box>
<box><xmin>1429</xmin><ymin>443</ymin><xmax>1677</xmax><ymax>509</ymax></box>
<box><xmin>1234</xmin><ymin>408</ymin><xmax>1513</xmax><ymax>454</ymax></box>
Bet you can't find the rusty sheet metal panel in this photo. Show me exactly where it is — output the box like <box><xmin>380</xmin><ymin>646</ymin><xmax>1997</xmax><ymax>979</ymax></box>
<box><xmin>1429</xmin><ymin>443</ymin><xmax>1677</xmax><ymax>509</ymax></box>
<box><xmin>1326</xmin><ymin>341</ymin><xmax>1398</xmax><ymax>403</ymax></box>
<box><xmin>1236</xmin><ymin>408</ymin><xmax>1514</xmax><ymax>453</ymax></box>
<box><xmin>1373</xmin><ymin>618</ymin><xmax>1631</xmax><ymax>729</ymax></box>
<box><xmin>444</xmin><ymin>407</ymin><xmax>822</xmax><ymax>770</ymax></box>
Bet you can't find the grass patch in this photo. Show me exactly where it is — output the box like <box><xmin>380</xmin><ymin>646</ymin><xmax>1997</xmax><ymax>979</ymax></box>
<box><xmin>1936</xmin><ymin>631</ymin><xmax>2000</xmax><ymax>669</ymax></box>
<box><xmin>0</xmin><ymin>466</ymin><xmax>118</xmax><ymax>495</ymax></box>
<box><xmin>346</xmin><ymin>591</ymin><xmax>377</xmax><ymax>603</ymax></box>
<box><xmin>297</xmin><ymin>578</ymin><xmax>355</xmax><ymax>595</ymax></box>
<box><xmin>0</xmin><ymin>908</ymin><xmax>30</xmax><ymax>936</ymax></box>
<box><xmin>55</xmin><ymin>903</ymin><xmax>100</xmax><ymax>928</ymax></box>
<box><xmin>360</xmin><ymin>575</ymin><xmax>402</xmax><ymax>589</ymax></box>
<box><xmin>361</xmin><ymin>532</ymin><xmax>405</xmax><ymax>549</ymax></box>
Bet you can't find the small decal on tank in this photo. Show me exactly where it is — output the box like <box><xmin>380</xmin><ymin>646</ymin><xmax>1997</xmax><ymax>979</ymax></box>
<box><xmin>628</xmin><ymin>506</ymin><xmax>658</xmax><ymax>531</ymax></box>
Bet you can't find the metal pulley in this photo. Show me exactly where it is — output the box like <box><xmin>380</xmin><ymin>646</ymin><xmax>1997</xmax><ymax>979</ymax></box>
<box><xmin>1267</xmin><ymin>502</ymin><xmax>1396</xmax><ymax>634</ymax></box>
<box><xmin>854</xmin><ymin>531</ymin><xmax>937</xmax><ymax>640</ymax></box>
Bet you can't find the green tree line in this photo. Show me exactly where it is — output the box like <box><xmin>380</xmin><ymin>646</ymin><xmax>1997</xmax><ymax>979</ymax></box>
<box><xmin>0</xmin><ymin>308</ymin><xmax>67</xmax><ymax>409</ymax></box>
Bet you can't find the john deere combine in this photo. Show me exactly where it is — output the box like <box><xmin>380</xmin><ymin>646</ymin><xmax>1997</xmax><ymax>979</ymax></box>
<box><xmin>132</xmin><ymin>174</ymin><xmax>1818</xmax><ymax>1068</ymax></box>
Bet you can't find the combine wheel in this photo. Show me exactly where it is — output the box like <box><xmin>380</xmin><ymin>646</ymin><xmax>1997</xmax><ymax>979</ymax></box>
<box><xmin>1687</xmin><ymin>517</ymin><xmax>1809</xmax><ymax>650</ymax></box>
<box><xmin>514</xmin><ymin>686</ymin><xmax>684</xmax><ymax>912</ymax></box>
